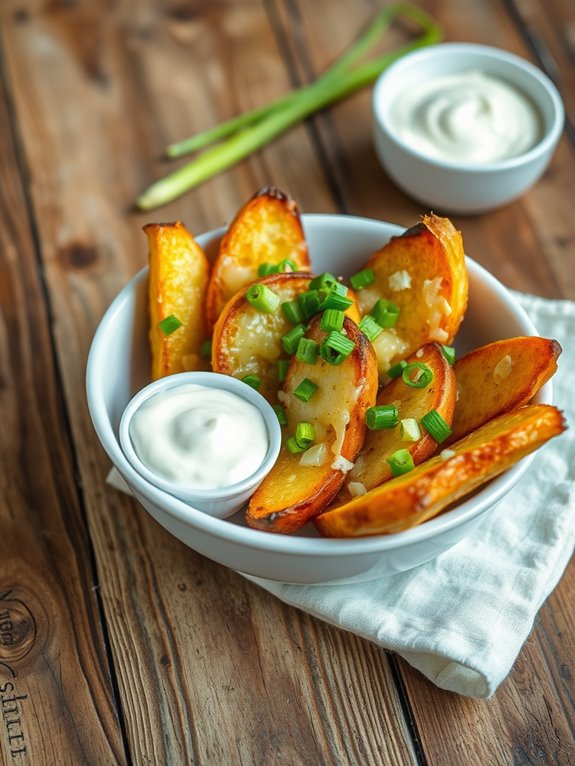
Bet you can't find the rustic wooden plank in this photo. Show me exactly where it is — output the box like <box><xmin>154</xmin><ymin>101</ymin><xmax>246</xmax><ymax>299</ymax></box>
<box><xmin>0</xmin><ymin>0</ymin><xmax>418</xmax><ymax>762</ymax></box>
<box><xmin>275</xmin><ymin>0</ymin><xmax>575</xmax><ymax>764</ymax></box>
<box><xmin>0</xmin><ymin>49</ymin><xmax>125</xmax><ymax>766</ymax></box>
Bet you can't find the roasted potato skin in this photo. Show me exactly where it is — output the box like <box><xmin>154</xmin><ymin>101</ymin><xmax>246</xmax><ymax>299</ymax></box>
<box><xmin>146</xmin><ymin>221</ymin><xmax>210</xmax><ymax>380</ymax></box>
<box><xmin>448</xmin><ymin>336</ymin><xmax>561</xmax><ymax>443</ymax></box>
<box><xmin>315</xmin><ymin>404</ymin><xmax>566</xmax><ymax>538</ymax></box>
<box><xmin>336</xmin><ymin>343</ymin><xmax>456</xmax><ymax>502</ymax></box>
<box><xmin>355</xmin><ymin>213</ymin><xmax>468</xmax><ymax>376</ymax></box>
<box><xmin>205</xmin><ymin>187</ymin><xmax>311</xmax><ymax>329</ymax></box>
<box><xmin>247</xmin><ymin>316</ymin><xmax>378</xmax><ymax>534</ymax></box>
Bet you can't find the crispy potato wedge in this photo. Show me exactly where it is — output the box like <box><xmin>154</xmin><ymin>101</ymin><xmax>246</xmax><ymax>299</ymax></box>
<box><xmin>448</xmin><ymin>336</ymin><xmax>561</xmax><ymax>443</ymax></box>
<box><xmin>205</xmin><ymin>187</ymin><xmax>311</xmax><ymax>329</ymax></box>
<box><xmin>247</xmin><ymin>316</ymin><xmax>378</xmax><ymax>534</ymax></box>
<box><xmin>335</xmin><ymin>343</ymin><xmax>456</xmax><ymax>503</ymax></box>
<box><xmin>212</xmin><ymin>273</ymin><xmax>361</xmax><ymax>402</ymax></box>
<box><xmin>355</xmin><ymin>214</ymin><xmax>468</xmax><ymax>378</ymax></box>
<box><xmin>315</xmin><ymin>404</ymin><xmax>566</xmax><ymax>538</ymax></box>
<box><xmin>145</xmin><ymin>221</ymin><xmax>210</xmax><ymax>380</ymax></box>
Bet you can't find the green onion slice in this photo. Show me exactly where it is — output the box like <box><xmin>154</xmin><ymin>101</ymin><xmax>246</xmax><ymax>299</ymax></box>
<box><xmin>320</xmin><ymin>331</ymin><xmax>355</xmax><ymax>365</ymax></box>
<box><xmin>272</xmin><ymin>404</ymin><xmax>288</xmax><ymax>426</ymax></box>
<box><xmin>278</xmin><ymin>258</ymin><xmax>297</xmax><ymax>273</ymax></box>
<box><xmin>309</xmin><ymin>272</ymin><xmax>338</xmax><ymax>291</ymax></box>
<box><xmin>350</xmin><ymin>268</ymin><xmax>375</xmax><ymax>291</ymax></box>
<box><xmin>257</xmin><ymin>262</ymin><xmax>278</xmax><ymax>277</ymax></box>
<box><xmin>441</xmin><ymin>345</ymin><xmax>456</xmax><ymax>365</ymax></box>
<box><xmin>402</xmin><ymin>362</ymin><xmax>433</xmax><ymax>388</ymax></box>
<box><xmin>400</xmin><ymin>418</ymin><xmax>421</xmax><ymax>442</ymax></box>
<box><xmin>370</xmin><ymin>299</ymin><xmax>400</xmax><ymax>328</ymax></box>
<box><xmin>421</xmin><ymin>409</ymin><xmax>452</xmax><ymax>443</ymax></box>
<box><xmin>242</xmin><ymin>374</ymin><xmax>261</xmax><ymax>390</ymax></box>
<box><xmin>246</xmin><ymin>283</ymin><xmax>281</xmax><ymax>313</ymax></box>
<box><xmin>358</xmin><ymin>314</ymin><xmax>383</xmax><ymax>342</ymax></box>
<box><xmin>199</xmin><ymin>338</ymin><xmax>212</xmax><ymax>358</ymax></box>
<box><xmin>286</xmin><ymin>436</ymin><xmax>307</xmax><ymax>454</ymax></box>
<box><xmin>293</xmin><ymin>378</ymin><xmax>318</xmax><ymax>402</ymax></box>
<box><xmin>277</xmin><ymin>358</ymin><xmax>290</xmax><ymax>382</ymax></box>
<box><xmin>158</xmin><ymin>314</ymin><xmax>183</xmax><ymax>336</ymax></box>
<box><xmin>281</xmin><ymin>323</ymin><xmax>306</xmax><ymax>355</ymax></box>
<box><xmin>297</xmin><ymin>289</ymin><xmax>322</xmax><ymax>319</ymax></box>
<box><xmin>295</xmin><ymin>421</ymin><xmax>315</xmax><ymax>447</ymax></box>
<box><xmin>320</xmin><ymin>309</ymin><xmax>345</xmax><ymax>333</ymax></box>
<box><xmin>365</xmin><ymin>404</ymin><xmax>399</xmax><ymax>430</ymax></box>
<box><xmin>296</xmin><ymin>337</ymin><xmax>319</xmax><ymax>364</ymax></box>
<box><xmin>387</xmin><ymin>448</ymin><xmax>415</xmax><ymax>477</ymax></box>
<box><xmin>281</xmin><ymin>300</ymin><xmax>304</xmax><ymax>324</ymax></box>
<box><xmin>387</xmin><ymin>359</ymin><xmax>407</xmax><ymax>379</ymax></box>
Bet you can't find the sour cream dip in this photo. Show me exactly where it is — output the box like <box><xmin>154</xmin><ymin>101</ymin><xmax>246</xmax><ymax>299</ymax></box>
<box><xmin>389</xmin><ymin>70</ymin><xmax>541</xmax><ymax>164</ymax></box>
<box><xmin>128</xmin><ymin>383</ymin><xmax>269</xmax><ymax>490</ymax></box>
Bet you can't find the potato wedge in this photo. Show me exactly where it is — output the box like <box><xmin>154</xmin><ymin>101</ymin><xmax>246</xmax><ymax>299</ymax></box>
<box><xmin>315</xmin><ymin>404</ymin><xmax>566</xmax><ymax>538</ymax></box>
<box><xmin>145</xmin><ymin>221</ymin><xmax>210</xmax><ymax>380</ymax></box>
<box><xmin>247</xmin><ymin>316</ymin><xmax>378</xmax><ymax>534</ymax></box>
<box><xmin>335</xmin><ymin>343</ymin><xmax>456</xmax><ymax>503</ymax></box>
<box><xmin>355</xmin><ymin>214</ymin><xmax>468</xmax><ymax>378</ymax></box>
<box><xmin>448</xmin><ymin>336</ymin><xmax>561</xmax><ymax>443</ymax></box>
<box><xmin>205</xmin><ymin>187</ymin><xmax>311</xmax><ymax>329</ymax></box>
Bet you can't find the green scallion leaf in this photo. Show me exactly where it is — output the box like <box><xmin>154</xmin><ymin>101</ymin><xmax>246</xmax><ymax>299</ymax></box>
<box><xmin>400</xmin><ymin>418</ymin><xmax>421</xmax><ymax>442</ymax></box>
<box><xmin>309</xmin><ymin>272</ymin><xmax>338</xmax><ymax>291</ymax></box>
<box><xmin>387</xmin><ymin>359</ymin><xmax>407</xmax><ymax>379</ymax></box>
<box><xmin>158</xmin><ymin>314</ymin><xmax>183</xmax><ymax>336</ymax></box>
<box><xmin>318</xmin><ymin>285</ymin><xmax>353</xmax><ymax>312</ymax></box>
<box><xmin>296</xmin><ymin>337</ymin><xmax>319</xmax><ymax>364</ymax></box>
<box><xmin>320</xmin><ymin>331</ymin><xmax>355</xmax><ymax>365</ymax></box>
<box><xmin>242</xmin><ymin>374</ymin><xmax>261</xmax><ymax>390</ymax></box>
<box><xmin>295</xmin><ymin>421</ymin><xmax>315</xmax><ymax>447</ymax></box>
<box><xmin>387</xmin><ymin>448</ymin><xmax>415</xmax><ymax>477</ymax></box>
<box><xmin>365</xmin><ymin>404</ymin><xmax>399</xmax><ymax>430</ymax></box>
<box><xmin>402</xmin><ymin>362</ymin><xmax>433</xmax><ymax>388</ymax></box>
<box><xmin>281</xmin><ymin>299</ymin><xmax>304</xmax><ymax>324</ymax></box>
<box><xmin>421</xmin><ymin>409</ymin><xmax>452</xmax><ymax>443</ymax></box>
<box><xmin>286</xmin><ymin>436</ymin><xmax>307</xmax><ymax>454</ymax></box>
<box><xmin>370</xmin><ymin>299</ymin><xmax>400</xmax><ymax>328</ymax></box>
<box><xmin>278</xmin><ymin>258</ymin><xmax>297</xmax><ymax>273</ymax></box>
<box><xmin>281</xmin><ymin>323</ymin><xmax>306</xmax><ymax>355</ymax></box>
<box><xmin>358</xmin><ymin>314</ymin><xmax>383</xmax><ymax>342</ymax></box>
<box><xmin>199</xmin><ymin>338</ymin><xmax>212</xmax><ymax>358</ymax></box>
<box><xmin>246</xmin><ymin>283</ymin><xmax>281</xmax><ymax>313</ymax></box>
<box><xmin>441</xmin><ymin>345</ymin><xmax>456</xmax><ymax>365</ymax></box>
<box><xmin>320</xmin><ymin>309</ymin><xmax>345</xmax><ymax>333</ymax></box>
<box><xmin>350</xmin><ymin>268</ymin><xmax>375</xmax><ymax>291</ymax></box>
<box><xmin>272</xmin><ymin>404</ymin><xmax>288</xmax><ymax>426</ymax></box>
<box><xmin>257</xmin><ymin>262</ymin><xmax>278</xmax><ymax>277</ymax></box>
<box><xmin>297</xmin><ymin>289</ymin><xmax>322</xmax><ymax>319</ymax></box>
<box><xmin>277</xmin><ymin>358</ymin><xmax>290</xmax><ymax>382</ymax></box>
<box><xmin>293</xmin><ymin>378</ymin><xmax>318</xmax><ymax>402</ymax></box>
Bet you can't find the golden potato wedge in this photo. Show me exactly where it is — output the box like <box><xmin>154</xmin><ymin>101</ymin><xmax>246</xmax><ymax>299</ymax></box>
<box><xmin>315</xmin><ymin>404</ymin><xmax>566</xmax><ymax>538</ymax></box>
<box><xmin>212</xmin><ymin>273</ymin><xmax>361</xmax><ymax>402</ymax></box>
<box><xmin>355</xmin><ymin>214</ymin><xmax>468</xmax><ymax>378</ymax></box>
<box><xmin>448</xmin><ymin>336</ymin><xmax>561</xmax><ymax>443</ymax></box>
<box><xmin>145</xmin><ymin>221</ymin><xmax>210</xmax><ymax>380</ymax></box>
<box><xmin>335</xmin><ymin>343</ymin><xmax>456</xmax><ymax>503</ymax></box>
<box><xmin>205</xmin><ymin>187</ymin><xmax>311</xmax><ymax>329</ymax></box>
<box><xmin>247</xmin><ymin>316</ymin><xmax>378</xmax><ymax>534</ymax></box>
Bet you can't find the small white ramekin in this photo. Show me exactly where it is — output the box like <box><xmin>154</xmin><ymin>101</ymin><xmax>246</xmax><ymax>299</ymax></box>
<box><xmin>119</xmin><ymin>372</ymin><xmax>282</xmax><ymax>519</ymax></box>
<box><xmin>372</xmin><ymin>43</ymin><xmax>564</xmax><ymax>214</ymax></box>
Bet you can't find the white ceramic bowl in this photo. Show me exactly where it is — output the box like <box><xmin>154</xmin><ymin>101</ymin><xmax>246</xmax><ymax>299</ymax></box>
<box><xmin>372</xmin><ymin>43</ymin><xmax>564</xmax><ymax>213</ymax></box>
<box><xmin>119</xmin><ymin>372</ymin><xmax>282</xmax><ymax>518</ymax></box>
<box><xmin>87</xmin><ymin>214</ymin><xmax>551</xmax><ymax>584</ymax></box>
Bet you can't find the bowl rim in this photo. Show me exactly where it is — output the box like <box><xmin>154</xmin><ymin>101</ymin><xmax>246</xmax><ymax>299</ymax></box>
<box><xmin>86</xmin><ymin>213</ymin><xmax>551</xmax><ymax>557</ymax></box>
<box><xmin>372</xmin><ymin>41</ymin><xmax>565</xmax><ymax>174</ymax></box>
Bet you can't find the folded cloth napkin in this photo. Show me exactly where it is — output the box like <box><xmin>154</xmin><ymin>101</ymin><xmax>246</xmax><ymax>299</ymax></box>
<box><xmin>108</xmin><ymin>293</ymin><xmax>575</xmax><ymax>698</ymax></box>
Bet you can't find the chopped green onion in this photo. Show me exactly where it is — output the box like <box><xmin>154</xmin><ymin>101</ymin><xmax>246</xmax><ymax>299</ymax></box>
<box><xmin>295</xmin><ymin>421</ymin><xmax>315</xmax><ymax>447</ymax></box>
<box><xmin>158</xmin><ymin>314</ymin><xmax>183</xmax><ymax>335</ymax></box>
<box><xmin>421</xmin><ymin>409</ymin><xmax>452</xmax><ymax>443</ymax></box>
<box><xmin>272</xmin><ymin>404</ymin><xmax>288</xmax><ymax>426</ymax></box>
<box><xmin>286</xmin><ymin>436</ymin><xmax>307</xmax><ymax>454</ymax></box>
<box><xmin>400</xmin><ymin>418</ymin><xmax>421</xmax><ymax>442</ymax></box>
<box><xmin>281</xmin><ymin>299</ymin><xmax>304</xmax><ymax>324</ymax></box>
<box><xmin>370</xmin><ymin>299</ymin><xmax>400</xmax><ymax>328</ymax></box>
<box><xmin>277</xmin><ymin>358</ymin><xmax>290</xmax><ymax>382</ymax></box>
<box><xmin>297</xmin><ymin>289</ymin><xmax>322</xmax><ymax>319</ymax></box>
<box><xmin>281</xmin><ymin>323</ymin><xmax>306</xmax><ymax>355</ymax></box>
<box><xmin>293</xmin><ymin>378</ymin><xmax>318</xmax><ymax>402</ymax></box>
<box><xmin>318</xmin><ymin>285</ymin><xmax>353</xmax><ymax>312</ymax></box>
<box><xmin>257</xmin><ymin>262</ymin><xmax>278</xmax><ymax>277</ymax></box>
<box><xmin>296</xmin><ymin>337</ymin><xmax>319</xmax><ymax>364</ymax></box>
<box><xmin>387</xmin><ymin>449</ymin><xmax>415</xmax><ymax>477</ymax></box>
<box><xmin>402</xmin><ymin>362</ymin><xmax>433</xmax><ymax>388</ymax></box>
<box><xmin>246</xmin><ymin>283</ymin><xmax>280</xmax><ymax>313</ymax></box>
<box><xmin>441</xmin><ymin>345</ymin><xmax>456</xmax><ymax>365</ymax></box>
<box><xmin>278</xmin><ymin>258</ymin><xmax>297</xmax><ymax>273</ymax></box>
<box><xmin>320</xmin><ymin>331</ymin><xmax>355</xmax><ymax>365</ymax></box>
<box><xmin>309</xmin><ymin>272</ymin><xmax>338</xmax><ymax>291</ymax></box>
<box><xmin>358</xmin><ymin>315</ymin><xmax>383</xmax><ymax>342</ymax></box>
<box><xmin>350</xmin><ymin>268</ymin><xmax>375</xmax><ymax>291</ymax></box>
<box><xmin>320</xmin><ymin>308</ymin><xmax>345</xmax><ymax>332</ymax></box>
<box><xmin>242</xmin><ymin>374</ymin><xmax>261</xmax><ymax>389</ymax></box>
<box><xmin>365</xmin><ymin>404</ymin><xmax>399</xmax><ymax>430</ymax></box>
<box><xmin>387</xmin><ymin>359</ymin><xmax>408</xmax><ymax>379</ymax></box>
<box><xmin>199</xmin><ymin>338</ymin><xmax>212</xmax><ymax>358</ymax></box>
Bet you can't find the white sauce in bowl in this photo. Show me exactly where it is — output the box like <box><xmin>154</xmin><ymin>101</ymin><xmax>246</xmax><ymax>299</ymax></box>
<box><xmin>128</xmin><ymin>383</ymin><xmax>269</xmax><ymax>489</ymax></box>
<box><xmin>389</xmin><ymin>70</ymin><xmax>541</xmax><ymax>164</ymax></box>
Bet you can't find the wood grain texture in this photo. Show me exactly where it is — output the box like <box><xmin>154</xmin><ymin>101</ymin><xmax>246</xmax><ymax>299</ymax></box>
<box><xmin>0</xmin><ymin>0</ymin><xmax>573</xmax><ymax>763</ymax></box>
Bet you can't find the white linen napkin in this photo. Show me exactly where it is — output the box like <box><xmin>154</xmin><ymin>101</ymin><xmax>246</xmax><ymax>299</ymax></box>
<box><xmin>108</xmin><ymin>293</ymin><xmax>575</xmax><ymax>698</ymax></box>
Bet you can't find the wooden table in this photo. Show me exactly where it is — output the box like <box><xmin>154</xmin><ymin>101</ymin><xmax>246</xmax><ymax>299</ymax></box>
<box><xmin>1</xmin><ymin>0</ymin><xmax>573</xmax><ymax>763</ymax></box>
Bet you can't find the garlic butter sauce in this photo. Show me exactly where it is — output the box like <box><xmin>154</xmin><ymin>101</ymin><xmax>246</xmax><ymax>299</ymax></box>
<box><xmin>389</xmin><ymin>70</ymin><xmax>541</xmax><ymax>164</ymax></box>
<box><xmin>129</xmin><ymin>383</ymin><xmax>269</xmax><ymax>490</ymax></box>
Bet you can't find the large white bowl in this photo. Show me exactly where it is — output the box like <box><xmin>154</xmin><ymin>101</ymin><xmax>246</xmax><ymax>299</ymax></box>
<box><xmin>372</xmin><ymin>43</ymin><xmax>564</xmax><ymax>213</ymax></box>
<box><xmin>87</xmin><ymin>214</ymin><xmax>551</xmax><ymax>584</ymax></box>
